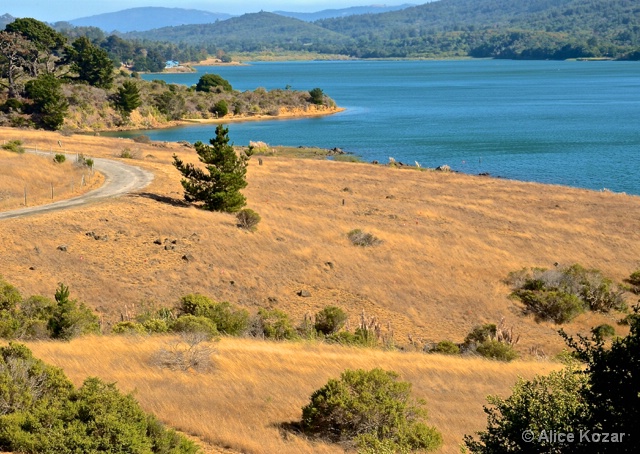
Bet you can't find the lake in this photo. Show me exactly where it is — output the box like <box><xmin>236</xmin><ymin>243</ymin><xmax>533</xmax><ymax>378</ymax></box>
<box><xmin>115</xmin><ymin>60</ymin><xmax>640</xmax><ymax>195</ymax></box>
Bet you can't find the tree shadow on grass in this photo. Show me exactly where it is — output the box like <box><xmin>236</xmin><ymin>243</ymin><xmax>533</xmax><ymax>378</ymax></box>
<box><xmin>134</xmin><ymin>192</ymin><xmax>190</xmax><ymax>208</ymax></box>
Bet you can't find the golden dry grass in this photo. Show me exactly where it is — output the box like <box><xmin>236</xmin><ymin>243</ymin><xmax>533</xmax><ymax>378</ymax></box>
<box><xmin>26</xmin><ymin>335</ymin><xmax>562</xmax><ymax>454</ymax></box>
<box><xmin>1</xmin><ymin>127</ymin><xmax>638</xmax><ymax>357</ymax></box>
<box><xmin>0</xmin><ymin>149</ymin><xmax>103</xmax><ymax>210</ymax></box>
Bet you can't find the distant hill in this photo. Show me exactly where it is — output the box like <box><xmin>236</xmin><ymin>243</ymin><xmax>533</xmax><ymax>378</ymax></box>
<box><xmin>0</xmin><ymin>13</ymin><xmax>16</xmax><ymax>29</ymax></box>
<box><xmin>125</xmin><ymin>11</ymin><xmax>352</xmax><ymax>53</ymax></box>
<box><xmin>68</xmin><ymin>7</ymin><xmax>232</xmax><ymax>33</ymax></box>
<box><xmin>273</xmin><ymin>4</ymin><xmax>416</xmax><ymax>21</ymax></box>
<box><xmin>123</xmin><ymin>0</ymin><xmax>640</xmax><ymax>60</ymax></box>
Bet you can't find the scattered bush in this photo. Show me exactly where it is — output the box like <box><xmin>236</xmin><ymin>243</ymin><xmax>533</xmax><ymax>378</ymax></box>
<box><xmin>314</xmin><ymin>306</ymin><xmax>348</xmax><ymax>335</ymax></box>
<box><xmin>432</xmin><ymin>340</ymin><xmax>460</xmax><ymax>355</ymax></box>
<box><xmin>169</xmin><ymin>315</ymin><xmax>218</xmax><ymax>340</ymax></box>
<box><xmin>508</xmin><ymin>264</ymin><xmax>625</xmax><ymax>323</ymax></box>
<box><xmin>211</xmin><ymin>99</ymin><xmax>229</xmax><ymax>117</ymax></box>
<box><xmin>591</xmin><ymin>323</ymin><xmax>615</xmax><ymax>340</ymax></box>
<box><xmin>464</xmin><ymin>323</ymin><xmax>497</xmax><ymax>347</ymax></box>
<box><xmin>142</xmin><ymin>318</ymin><xmax>169</xmax><ymax>333</ymax></box>
<box><xmin>476</xmin><ymin>340</ymin><xmax>518</xmax><ymax>362</ymax></box>
<box><xmin>112</xmin><ymin>321</ymin><xmax>147</xmax><ymax>335</ymax></box>
<box><xmin>47</xmin><ymin>283</ymin><xmax>100</xmax><ymax>340</ymax></box>
<box><xmin>308</xmin><ymin>87</ymin><xmax>325</xmax><ymax>105</ymax></box>
<box><xmin>301</xmin><ymin>368</ymin><xmax>442</xmax><ymax>452</ymax></box>
<box><xmin>195</xmin><ymin>73</ymin><xmax>233</xmax><ymax>93</ymax></box>
<box><xmin>347</xmin><ymin>229</ymin><xmax>382</xmax><ymax>247</ymax></box>
<box><xmin>627</xmin><ymin>269</ymin><xmax>640</xmax><ymax>294</ymax></box>
<box><xmin>251</xmin><ymin>309</ymin><xmax>297</xmax><ymax>340</ymax></box>
<box><xmin>0</xmin><ymin>278</ymin><xmax>22</xmax><ymax>311</ymax></box>
<box><xmin>178</xmin><ymin>294</ymin><xmax>249</xmax><ymax>336</ymax></box>
<box><xmin>120</xmin><ymin>147</ymin><xmax>136</xmax><ymax>159</ymax></box>
<box><xmin>236</xmin><ymin>208</ymin><xmax>261</xmax><ymax>231</ymax></box>
<box><xmin>53</xmin><ymin>153</ymin><xmax>66</xmax><ymax>163</ymax></box>
<box><xmin>1</xmin><ymin>140</ymin><xmax>24</xmax><ymax>154</ymax></box>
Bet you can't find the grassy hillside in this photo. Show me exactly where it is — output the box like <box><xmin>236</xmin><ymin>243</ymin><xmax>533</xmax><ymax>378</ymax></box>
<box><xmin>0</xmin><ymin>127</ymin><xmax>637</xmax><ymax>357</ymax></box>
<box><xmin>0</xmin><ymin>147</ymin><xmax>103</xmax><ymax>210</ymax></box>
<box><xmin>26</xmin><ymin>335</ymin><xmax>562</xmax><ymax>453</ymax></box>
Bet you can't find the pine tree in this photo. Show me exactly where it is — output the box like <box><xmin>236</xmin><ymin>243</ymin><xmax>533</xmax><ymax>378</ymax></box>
<box><xmin>172</xmin><ymin>124</ymin><xmax>251</xmax><ymax>212</ymax></box>
<box><xmin>114</xmin><ymin>80</ymin><xmax>141</xmax><ymax>117</ymax></box>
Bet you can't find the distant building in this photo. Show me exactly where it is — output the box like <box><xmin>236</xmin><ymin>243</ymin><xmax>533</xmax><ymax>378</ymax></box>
<box><xmin>165</xmin><ymin>60</ymin><xmax>180</xmax><ymax>69</ymax></box>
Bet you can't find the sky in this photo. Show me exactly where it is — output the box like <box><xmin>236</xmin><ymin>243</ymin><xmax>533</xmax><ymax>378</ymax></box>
<box><xmin>2</xmin><ymin>0</ymin><xmax>410</xmax><ymax>22</ymax></box>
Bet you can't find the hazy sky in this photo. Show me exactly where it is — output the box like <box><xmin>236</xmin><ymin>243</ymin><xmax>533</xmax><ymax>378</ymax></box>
<box><xmin>3</xmin><ymin>1</ymin><xmax>411</xmax><ymax>22</ymax></box>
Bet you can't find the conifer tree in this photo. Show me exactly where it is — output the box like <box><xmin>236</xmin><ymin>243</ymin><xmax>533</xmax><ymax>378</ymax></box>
<box><xmin>172</xmin><ymin>124</ymin><xmax>251</xmax><ymax>212</ymax></box>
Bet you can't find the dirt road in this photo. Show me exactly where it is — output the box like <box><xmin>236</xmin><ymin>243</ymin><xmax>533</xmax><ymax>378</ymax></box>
<box><xmin>0</xmin><ymin>154</ymin><xmax>154</xmax><ymax>220</ymax></box>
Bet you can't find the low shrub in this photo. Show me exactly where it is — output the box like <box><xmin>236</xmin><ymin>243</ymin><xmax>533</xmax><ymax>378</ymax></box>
<box><xmin>236</xmin><ymin>208</ymin><xmax>261</xmax><ymax>231</ymax></box>
<box><xmin>476</xmin><ymin>340</ymin><xmax>518</xmax><ymax>362</ymax></box>
<box><xmin>142</xmin><ymin>318</ymin><xmax>169</xmax><ymax>333</ymax></box>
<box><xmin>347</xmin><ymin>229</ymin><xmax>382</xmax><ymax>247</ymax></box>
<box><xmin>314</xmin><ymin>306</ymin><xmax>348</xmax><ymax>335</ymax></box>
<box><xmin>132</xmin><ymin>134</ymin><xmax>151</xmax><ymax>143</ymax></box>
<box><xmin>301</xmin><ymin>368</ymin><xmax>442</xmax><ymax>452</ymax></box>
<box><xmin>112</xmin><ymin>321</ymin><xmax>147</xmax><ymax>335</ymax></box>
<box><xmin>53</xmin><ymin>153</ymin><xmax>66</xmax><ymax>163</ymax></box>
<box><xmin>120</xmin><ymin>147</ymin><xmax>136</xmax><ymax>159</ymax></box>
<box><xmin>178</xmin><ymin>294</ymin><xmax>249</xmax><ymax>336</ymax></box>
<box><xmin>1</xmin><ymin>140</ymin><xmax>24</xmax><ymax>153</ymax></box>
<box><xmin>515</xmin><ymin>290</ymin><xmax>585</xmax><ymax>324</ymax></box>
<box><xmin>627</xmin><ymin>269</ymin><xmax>640</xmax><ymax>294</ymax></box>
<box><xmin>169</xmin><ymin>315</ymin><xmax>218</xmax><ymax>340</ymax></box>
<box><xmin>47</xmin><ymin>283</ymin><xmax>100</xmax><ymax>340</ymax></box>
<box><xmin>508</xmin><ymin>264</ymin><xmax>626</xmax><ymax>323</ymax></box>
<box><xmin>591</xmin><ymin>323</ymin><xmax>615</xmax><ymax>340</ymax></box>
<box><xmin>431</xmin><ymin>340</ymin><xmax>460</xmax><ymax>355</ymax></box>
<box><xmin>251</xmin><ymin>309</ymin><xmax>297</xmax><ymax>340</ymax></box>
<box><xmin>211</xmin><ymin>99</ymin><xmax>229</xmax><ymax>117</ymax></box>
<box><xmin>464</xmin><ymin>323</ymin><xmax>497</xmax><ymax>347</ymax></box>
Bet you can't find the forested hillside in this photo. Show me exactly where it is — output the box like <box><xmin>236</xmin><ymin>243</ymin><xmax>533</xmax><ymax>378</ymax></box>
<box><xmin>127</xmin><ymin>0</ymin><xmax>640</xmax><ymax>59</ymax></box>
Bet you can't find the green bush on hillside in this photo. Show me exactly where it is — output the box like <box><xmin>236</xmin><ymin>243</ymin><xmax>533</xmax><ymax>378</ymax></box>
<box><xmin>476</xmin><ymin>340</ymin><xmax>518</xmax><ymax>362</ymax></box>
<box><xmin>1</xmin><ymin>140</ymin><xmax>25</xmax><ymax>154</ymax></box>
<box><xmin>251</xmin><ymin>308</ymin><xmax>297</xmax><ymax>340</ymax></box>
<box><xmin>178</xmin><ymin>294</ymin><xmax>249</xmax><ymax>336</ymax></box>
<box><xmin>508</xmin><ymin>264</ymin><xmax>626</xmax><ymax>323</ymax></box>
<box><xmin>0</xmin><ymin>343</ymin><xmax>198</xmax><ymax>453</ymax></box>
<box><xmin>431</xmin><ymin>340</ymin><xmax>460</xmax><ymax>355</ymax></box>
<box><xmin>314</xmin><ymin>306</ymin><xmax>348</xmax><ymax>335</ymax></box>
<box><xmin>195</xmin><ymin>74</ymin><xmax>233</xmax><ymax>93</ymax></box>
<box><xmin>301</xmin><ymin>368</ymin><xmax>442</xmax><ymax>452</ymax></box>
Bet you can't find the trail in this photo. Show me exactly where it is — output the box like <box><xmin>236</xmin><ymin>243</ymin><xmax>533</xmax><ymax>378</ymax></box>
<box><xmin>0</xmin><ymin>152</ymin><xmax>154</xmax><ymax>220</ymax></box>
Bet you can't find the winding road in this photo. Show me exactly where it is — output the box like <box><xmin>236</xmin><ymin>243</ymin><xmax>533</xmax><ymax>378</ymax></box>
<box><xmin>0</xmin><ymin>153</ymin><xmax>154</xmax><ymax>220</ymax></box>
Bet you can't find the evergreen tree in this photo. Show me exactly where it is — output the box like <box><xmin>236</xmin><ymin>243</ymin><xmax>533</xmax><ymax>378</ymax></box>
<box><xmin>24</xmin><ymin>73</ymin><xmax>68</xmax><ymax>130</ymax></box>
<box><xmin>68</xmin><ymin>36</ymin><xmax>114</xmax><ymax>88</ymax></box>
<box><xmin>114</xmin><ymin>80</ymin><xmax>141</xmax><ymax>117</ymax></box>
<box><xmin>172</xmin><ymin>124</ymin><xmax>251</xmax><ymax>212</ymax></box>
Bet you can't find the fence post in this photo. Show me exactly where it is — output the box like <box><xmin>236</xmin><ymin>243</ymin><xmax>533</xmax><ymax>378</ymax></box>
<box><xmin>51</xmin><ymin>182</ymin><xmax>54</xmax><ymax>200</ymax></box>
<box><xmin>24</xmin><ymin>186</ymin><xmax>27</xmax><ymax>206</ymax></box>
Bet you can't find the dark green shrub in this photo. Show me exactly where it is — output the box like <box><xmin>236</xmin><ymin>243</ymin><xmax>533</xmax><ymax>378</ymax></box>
<box><xmin>112</xmin><ymin>321</ymin><xmax>147</xmax><ymax>335</ymax></box>
<box><xmin>508</xmin><ymin>264</ymin><xmax>626</xmax><ymax>323</ymax></box>
<box><xmin>432</xmin><ymin>340</ymin><xmax>460</xmax><ymax>355</ymax></box>
<box><xmin>0</xmin><ymin>343</ymin><xmax>198</xmax><ymax>452</ymax></box>
<box><xmin>308</xmin><ymin>87</ymin><xmax>324</xmax><ymax>105</ymax></box>
<box><xmin>114</xmin><ymin>80</ymin><xmax>142</xmax><ymax>116</ymax></box>
<box><xmin>47</xmin><ymin>283</ymin><xmax>100</xmax><ymax>340</ymax></box>
<box><xmin>211</xmin><ymin>99</ymin><xmax>229</xmax><ymax>117</ymax></box>
<box><xmin>301</xmin><ymin>368</ymin><xmax>442</xmax><ymax>452</ymax></box>
<box><xmin>0</xmin><ymin>98</ymin><xmax>23</xmax><ymax>113</ymax></box>
<box><xmin>252</xmin><ymin>309</ymin><xmax>297</xmax><ymax>340</ymax></box>
<box><xmin>236</xmin><ymin>208</ymin><xmax>261</xmax><ymax>231</ymax></box>
<box><xmin>619</xmin><ymin>313</ymin><xmax>640</xmax><ymax>326</ymax></box>
<box><xmin>178</xmin><ymin>294</ymin><xmax>248</xmax><ymax>336</ymax></box>
<box><xmin>591</xmin><ymin>323</ymin><xmax>615</xmax><ymax>340</ymax></box>
<box><xmin>464</xmin><ymin>323</ymin><xmax>497</xmax><ymax>347</ymax></box>
<box><xmin>1</xmin><ymin>140</ymin><xmax>24</xmax><ymax>154</ymax></box>
<box><xmin>515</xmin><ymin>290</ymin><xmax>585</xmax><ymax>324</ymax></box>
<box><xmin>476</xmin><ymin>340</ymin><xmax>518</xmax><ymax>362</ymax></box>
<box><xmin>19</xmin><ymin>295</ymin><xmax>55</xmax><ymax>321</ymax></box>
<box><xmin>169</xmin><ymin>315</ymin><xmax>218</xmax><ymax>340</ymax></box>
<box><xmin>53</xmin><ymin>153</ymin><xmax>66</xmax><ymax>163</ymax></box>
<box><xmin>314</xmin><ymin>306</ymin><xmax>348</xmax><ymax>335</ymax></box>
<box><xmin>0</xmin><ymin>278</ymin><xmax>22</xmax><ymax>311</ymax></box>
<box><xmin>464</xmin><ymin>366</ymin><xmax>588</xmax><ymax>453</ymax></box>
<box><xmin>142</xmin><ymin>318</ymin><xmax>169</xmax><ymax>333</ymax></box>
<box><xmin>627</xmin><ymin>269</ymin><xmax>640</xmax><ymax>293</ymax></box>
<box><xmin>24</xmin><ymin>74</ymin><xmax>68</xmax><ymax>130</ymax></box>
<box><xmin>347</xmin><ymin>229</ymin><xmax>382</xmax><ymax>247</ymax></box>
<box><xmin>195</xmin><ymin>74</ymin><xmax>233</xmax><ymax>93</ymax></box>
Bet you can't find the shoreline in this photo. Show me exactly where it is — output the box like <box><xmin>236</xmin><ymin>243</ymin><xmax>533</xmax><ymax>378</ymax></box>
<box><xmin>178</xmin><ymin>106</ymin><xmax>346</xmax><ymax>126</ymax></box>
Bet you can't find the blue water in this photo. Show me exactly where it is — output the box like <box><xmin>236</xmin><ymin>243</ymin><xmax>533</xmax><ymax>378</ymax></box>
<box><xmin>116</xmin><ymin>60</ymin><xmax>640</xmax><ymax>194</ymax></box>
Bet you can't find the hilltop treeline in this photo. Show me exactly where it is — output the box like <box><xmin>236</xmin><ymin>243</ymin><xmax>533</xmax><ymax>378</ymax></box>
<box><xmin>0</xmin><ymin>18</ymin><xmax>336</xmax><ymax>131</ymax></box>
<box><xmin>124</xmin><ymin>0</ymin><xmax>640</xmax><ymax>60</ymax></box>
